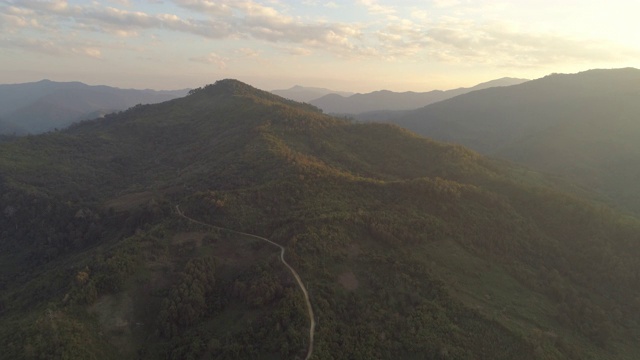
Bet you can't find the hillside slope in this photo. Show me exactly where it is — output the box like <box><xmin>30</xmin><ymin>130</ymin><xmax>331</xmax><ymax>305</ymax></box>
<box><xmin>389</xmin><ymin>68</ymin><xmax>640</xmax><ymax>213</ymax></box>
<box><xmin>0</xmin><ymin>80</ymin><xmax>639</xmax><ymax>359</ymax></box>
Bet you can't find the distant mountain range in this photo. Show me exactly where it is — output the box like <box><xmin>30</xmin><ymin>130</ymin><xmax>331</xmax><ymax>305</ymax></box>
<box><xmin>385</xmin><ymin>67</ymin><xmax>640</xmax><ymax>213</ymax></box>
<box><xmin>270</xmin><ymin>85</ymin><xmax>354</xmax><ymax>103</ymax></box>
<box><xmin>0</xmin><ymin>79</ymin><xmax>189</xmax><ymax>134</ymax></box>
<box><xmin>308</xmin><ymin>77</ymin><xmax>529</xmax><ymax>114</ymax></box>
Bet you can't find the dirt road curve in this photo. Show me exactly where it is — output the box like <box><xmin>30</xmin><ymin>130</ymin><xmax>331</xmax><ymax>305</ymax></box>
<box><xmin>176</xmin><ymin>205</ymin><xmax>316</xmax><ymax>360</ymax></box>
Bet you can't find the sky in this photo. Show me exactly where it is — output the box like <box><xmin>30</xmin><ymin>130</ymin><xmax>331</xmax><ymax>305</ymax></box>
<box><xmin>1</xmin><ymin>0</ymin><xmax>639</xmax><ymax>92</ymax></box>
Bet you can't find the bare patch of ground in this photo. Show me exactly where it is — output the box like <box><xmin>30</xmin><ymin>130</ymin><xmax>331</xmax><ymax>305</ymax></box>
<box><xmin>346</xmin><ymin>243</ymin><xmax>361</xmax><ymax>258</ymax></box>
<box><xmin>89</xmin><ymin>293</ymin><xmax>135</xmax><ymax>356</ymax></box>
<box><xmin>338</xmin><ymin>271</ymin><xmax>359</xmax><ymax>291</ymax></box>
<box><xmin>104</xmin><ymin>191</ymin><xmax>154</xmax><ymax>212</ymax></box>
<box><xmin>172</xmin><ymin>231</ymin><xmax>206</xmax><ymax>247</ymax></box>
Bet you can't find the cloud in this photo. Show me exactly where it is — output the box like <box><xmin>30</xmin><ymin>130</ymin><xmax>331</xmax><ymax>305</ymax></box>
<box><xmin>170</xmin><ymin>0</ymin><xmax>232</xmax><ymax>16</ymax></box>
<box><xmin>0</xmin><ymin>36</ymin><xmax>103</xmax><ymax>59</ymax></box>
<box><xmin>410</xmin><ymin>9</ymin><xmax>428</xmax><ymax>21</ymax></box>
<box><xmin>175</xmin><ymin>0</ymin><xmax>363</xmax><ymax>52</ymax></box>
<box><xmin>8</xmin><ymin>0</ymin><xmax>69</xmax><ymax>13</ymax></box>
<box><xmin>422</xmin><ymin>21</ymin><xmax>640</xmax><ymax>67</ymax></box>
<box><xmin>374</xmin><ymin>18</ymin><xmax>429</xmax><ymax>59</ymax></box>
<box><xmin>235</xmin><ymin>47</ymin><xmax>260</xmax><ymax>57</ymax></box>
<box><xmin>2</xmin><ymin>0</ymin><xmax>638</xmax><ymax>69</ymax></box>
<box><xmin>189</xmin><ymin>52</ymin><xmax>227</xmax><ymax>68</ymax></box>
<box><xmin>108</xmin><ymin>0</ymin><xmax>132</xmax><ymax>6</ymax></box>
<box><xmin>432</xmin><ymin>0</ymin><xmax>462</xmax><ymax>8</ymax></box>
<box><xmin>280</xmin><ymin>46</ymin><xmax>313</xmax><ymax>56</ymax></box>
<box><xmin>0</xmin><ymin>13</ymin><xmax>39</xmax><ymax>31</ymax></box>
<box><xmin>80</xmin><ymin>6</ymin><xmax>232</xmax><ymax>39</ymax></box>
<box><xmin>2</xmin><ymin>0</ymin><xmax>368</xmax><ymax>58</ymax></box>
<box><xmin>357</xmin><ymin>0</ymin><xmax>396</xmax><ymax>15</ymax></box>
<box><xmin>2</xmin><ymin>0</ymin><xmax>233</xmax><ymax>39</ymax></box>
<box><xmin>72</xmin><ymin>47</ymin><xmax>102</xmax><ymax>59</ymax></box>
<box><xmin>0</xmin><ymin>37</ymin><xmax>65</xmax><ymax>56</ymax></box>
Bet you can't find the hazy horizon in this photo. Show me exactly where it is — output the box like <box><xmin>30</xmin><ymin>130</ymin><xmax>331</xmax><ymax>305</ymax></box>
<box><xmin>2</xmin><ymin>1</ymin><xmax>640</xmax><ymax>92</ymax></box>
<box><xmin>0</xmin><ymin>73</ymin><xmax>532</xmax><ymax>93</ymax></box>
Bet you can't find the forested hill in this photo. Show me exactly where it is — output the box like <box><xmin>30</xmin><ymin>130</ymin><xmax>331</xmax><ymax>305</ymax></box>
<box><xmin>385</xmin><ymin>67</ymin><xmax>640</xmax><ymax>214</ymax></box>
<box><xmin>1</xmin><ymin>79</ymin><xmax>640</xmax><ymax>359</ymax></box>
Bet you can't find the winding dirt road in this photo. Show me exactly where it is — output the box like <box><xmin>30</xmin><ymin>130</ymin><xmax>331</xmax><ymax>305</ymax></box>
<box><xmin>175</xmin><ymin>205</ymin><xmax>315</xmax><ymax>360</ymax></box>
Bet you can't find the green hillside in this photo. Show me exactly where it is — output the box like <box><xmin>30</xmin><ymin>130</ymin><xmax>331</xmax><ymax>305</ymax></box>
<box><xmin>388</xmin><ymin>68</ymin><xmax>640</xmax><ymax>213</ymax></box>
<box><xmin>1</xmin><ymin>80</ymin><xmax>640</xmax><ymax>359</ymax></box>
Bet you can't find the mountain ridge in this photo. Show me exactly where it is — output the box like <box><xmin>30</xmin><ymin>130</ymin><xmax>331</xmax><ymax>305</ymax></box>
<box><xmin>310</xmin><ymin>77</ymin><xmax>529</xmax><ymax>114</ymax></box>
<box><xmin>0</xmin><ymin>79</ymin><xmax>189</xmax><ymax>135</ymax></box>
<box><xmin>386</xmin><ymin>67</ymin><xmax>640</xmax><ymax>213</ymax></box>
<box><xmin>270</xmin><ymin>85</ymin><xmax>354</xmax><ymax>102</ymax></box>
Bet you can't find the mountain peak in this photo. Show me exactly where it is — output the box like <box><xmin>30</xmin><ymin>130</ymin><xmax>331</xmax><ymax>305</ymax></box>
<box><xmin>188</xmin><ymin>79</ymin><xmax>324</xmax><ymax>114</ymax></box>
<box><xmin>191</xmin><ymin>79</ymin><xmax>297</xmax><ymax>101</ymax></box>
<box><xmin>186</xmin><ymin>78</ymin><xmax>277</xmax><ymax>102</ymax></box>
<box><xmin>200</xmin><ymin>78</ymin><xmax>259</xmax><ymax>96</ymax></box>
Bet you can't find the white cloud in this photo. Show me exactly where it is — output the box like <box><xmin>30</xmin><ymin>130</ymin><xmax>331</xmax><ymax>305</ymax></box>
<box><xmin>281</xmin><ymin>46</ymin><xmax>313</xmax><ymax>56</ymax></box>
<box><xmin>189</xmin><ymin>52</ymin><xmax>227</xmax><ymax>68</ymax></box>
<box><xmin>2</xmin><ymin>0</ymin><xmax>233</xmax><ymax>39</ymax></box>
<box><xmin>0</xmin><ymin>13</ymin><xmax>38</xmax><ymax>30</ymax></box>
<box><xmin>423</xmin><ymin>20</ymin><xmax>640</xmax><ymax>67</ymax></box>
<box><xmin>432</xmin><ymin>0</ymin><xmax>462</xmax><ymax>8</ymax></box>
<box><xmin>0</xmin><ymin>36</ymin><xmax>103</xmax><ymax>59</ymax></box>
<box><xmin>235</xmin><ymin>47</ymin><xmax>260</xmax><ymax>57</ymax></box>
<box><xmin>172</xmin><ymin>0</ymin><xmax>232</xmax><ymax>16</ymax></box>
<box><xmin>1</xmin><ymin>37</ymin><xmax>65</xmax><ymax>56</ymax></box>
<box><xmin>357</xmin><ymin>0</ymin><xmax>396</xmax><ymax>15</ymax></box>
<box><xmin>108</xmin><ymin>0</ymin><xmax>132</xmax><ymax>6</ymax></box>
<box><xmin>3</xmin><ymin>0</ymin><xmax>364</xmax><ymax>56</ymax></box>
<box><xmin>1</xmin><ymin>0</ymin><xmax>638</xmax><ymax>72</ymax></box>
<box><xmin>5</xmin><ymin>5</ymin><xmax>35</xmax><ymax>16</ymax></box>
<box><xmin>411</xmin><ymin>9</ymin><xmax>428</xmax><ymax>21</ymax></box>
<box><xmin>73</xmin><ymin>47</ymin><xmax>102</xmax><ymax>59</ymax></box>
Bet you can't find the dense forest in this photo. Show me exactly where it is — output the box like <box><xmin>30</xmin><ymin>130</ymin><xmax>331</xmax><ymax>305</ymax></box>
<box><xmin>1</xmin><ymin>79</ymin><xmax>640</xmax><ymax>359</ymax></box>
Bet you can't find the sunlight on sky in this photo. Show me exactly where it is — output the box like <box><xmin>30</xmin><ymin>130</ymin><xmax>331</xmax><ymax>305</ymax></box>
<box><xmin>1</xmin><ymin>0</ymin><xmax>639</xmax><ymax>91</ymax></box>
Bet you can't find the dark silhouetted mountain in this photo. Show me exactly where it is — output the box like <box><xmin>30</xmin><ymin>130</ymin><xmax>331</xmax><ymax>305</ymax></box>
<box><xmin>390</xmin><ymin>68</ymin><xmax>640</xmax><ymax>213</ymax></box>
<box><xmin>310</xmin><ymin>77</ymin><xmax>528</xmax><ymax>114</ymax></box>
<box><xmin>270</xmin><ymin>84</ymin><xmax>354</xmax><ymax>102</ymax></box>
<box><xmin>1</xmin><ymin>79</ymin><xmax>640</xmax><ymax>360</ymax></box>
<box><xmin>0</xmin><ymin>79</ymin><xmax>189</xmax><ymax>134</ymax></box>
